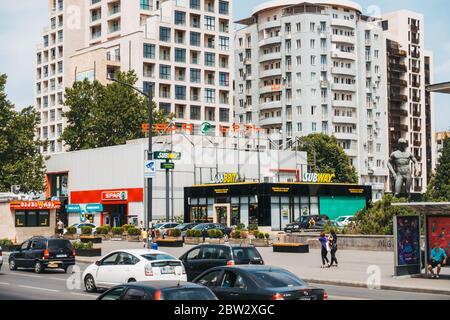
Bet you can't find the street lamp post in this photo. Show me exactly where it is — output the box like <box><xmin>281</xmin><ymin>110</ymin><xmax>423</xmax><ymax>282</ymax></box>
<box><xmin>108</xmin><ymin>76</ymin><xmax>153</xmax><ymax>230</ymax></box>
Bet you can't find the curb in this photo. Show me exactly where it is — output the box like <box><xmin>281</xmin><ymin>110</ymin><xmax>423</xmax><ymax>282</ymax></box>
<box><xmin>303</xmin><ymin>278</ymin><xmax>450</xmax><ymax>296</ymax></box>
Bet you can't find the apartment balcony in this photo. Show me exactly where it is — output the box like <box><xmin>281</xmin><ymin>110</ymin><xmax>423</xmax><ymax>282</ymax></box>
<box><xmin>260</xmin><ymin>68</ymin><xmax>281</xmax><ymax>79</ymax></box>
<box><xmin>390</xmin><ymin>94</ymin><xmax>408</xmax><ymax>102</ymax></box>
<box><xmin>389</xmin><ymin>48</ymin><xmax>407</xmax><ymax>57</ymax></box>
<box><xmin>343</xmin><ymin>148</ymin><xmax>358</xmax><ymax>158</ymax></box>
<box><xmin>259</xmin><ymin>116</ymin><xmax>282</xmax><ymax>127</ymax></box>
<box><xmin>413</xmin><ymin>140</ymin><xmax>422</xmax><ymax>147</ymax></box>
<box><xmin>257</xmin><ymin>20</ymin><xmax>281</xmax><ymax>31</ymax></box>
<box><xmin>411</xmin><ymin>37</ymin><xmax>420</xmax><ymax>45</ymax></box>
<box><xmin>390</xmin><ymin>78</ymin><xmax>408</xmax><ymax>87</ymax></box>
<box><xmin>411</xmin><ymin>66</ymin><xmax>420</xmax><ymax>73</ymax></box>
<box><xmin>332</xmin><ymin>67</ymin><xmax>356</xmax><ymax>77</ymax></box>
<box><xmin>413</xmin><ymin>110</ymin><xmax>421</xmax><ymax>117</ymax></box>
<box><xmin>320</xmin><ymin>80</ymin><xmax>329</xmax><ymax>88</ymax></box>
<box><xmin>332</xmin><ymin>116</ymin><xmax>358</xmax><ymax>124</ymax></box>
<box><xmin>259</xmin><ymin>101</ymin><xmax>281</xmax><ymax>111</ymax></box>
<box><xmin>331</xmin><ymin>18</ymin><xmax>356</xmax><ymax>29</ymax></box>
<box><xmin>244</xmin><ymin>57</ymin><xmax>251</xmax><ymax>65</ymax></box>
<box><xmin>259</xmin><ymin>52</ymin><xmax>282</xmax><ymax>63</ymax></box>
<box><xmin>399</xmin><ymin>124</ymin><xmax>409</xmax><ymax>132</ymax></box>
<box><xmin>258</xmin><ymin>36</ymin><xmax>281</xmax><ymax>47</ymax></box>
<box><xmin>413</xmin><ymin>126</ymin><xmax>422</xmax><ymax>132</ymax></box>
<box><xmin>260</xmin><ymin>84</ymin><xmax>282</xmax><ymax>95</ymax></box>
<box><xmin>412</xmin><ymin>96</ymin><xmax>421</xmax><ymax>103</ymax></box>
<box><xmin>411</xmin><ymin>24</ymin><xmax>419</xmax><ymax>32</ymax></box>
<box><xmin>390</xmin><ymin>108</ymin><xmax>408</xmax><ymax>117</ymax></box>
<box><xmin>412</xmin><ymin>81</ymin><xmax>421</xmax><ymax>88</ymax></box>
<box><xmin>331</xmin><ymin>50</ymin><xmax>356</xmax><ymax>61</ymax></box>
<box><xmin>411</xmin><ymin>51</ymin><xmax>420</xmax><ymax>59</ymax></box>
<box><xmin>332</xmin><ymin>83</ymin><xmax>356</xmax><ymax>92</ymax></box>
<box><xmin>332</xmin><ymin>100</ymin><xmax>355</xmax><ymax>108</ymax></box>
<box><xmin>333</xmin><ymin>132</ymin><xmax>358</xmax><ymax>141</ymax></box>
<box><xmin>390</xmin><ymin>63</ymin><xmax>407</xmax><ymax>72</ymax></box>
<box><xmin>331</xmin><ymin>34</ymin><xmax>355</xmax><ymax>45</ymax></box>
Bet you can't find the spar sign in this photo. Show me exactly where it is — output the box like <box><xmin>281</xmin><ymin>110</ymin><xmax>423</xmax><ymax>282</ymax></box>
<box><xmin>300</xmin><ymin>172</ymin><xmax>335</xmax><ymax>183</ymax></box>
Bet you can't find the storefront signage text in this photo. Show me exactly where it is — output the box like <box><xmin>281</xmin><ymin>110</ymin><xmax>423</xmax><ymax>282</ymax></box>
<box><xmin>300</xmin><ymin>173</ymin><xmax>335</xmax><ymax>183</ymax></box>
<box><xmin>154</xmin><ymin>151</ymin><xmax>181</xmax><ymax>161</ymax></box>
<box><xmin>214</xmin><ymin>189</ymin><xmax>229</xmax><ymax>194</ymax></box>
<box><xmin>142</xmin><ymin>123</ymin><xmax>262</xmax><ymax>135</ymax></box>
<box><xmin>212</xmin><ymin>173</ymin><xmax>241</xmax><ymax>184</ymax></box>
<box><xmin>10</xmin><ymin>201</ymin><xmax>61</xmax><ymax>210</ymax></box>
<box><xmin>101</xmin><ymin>191</ymin><xmax>128</xmax><ymax>201</ymax></box>
<box><xmin>349</xmin><ymin>189</ymin><xmax>365</xmax><ymax>194</ymax></box>
<box><xmin>272</xmin><ymin>187</ymin><xmax>290</xmax><ymax>193</ymax></box>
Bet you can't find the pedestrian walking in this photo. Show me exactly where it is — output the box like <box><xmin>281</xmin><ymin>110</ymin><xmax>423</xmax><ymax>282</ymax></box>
<box><xmin>141</xmin><ymin>228</ymin><xmax>148</xmax><ymax>248</ymax></box>
<box><xmin>139</xmin><ymin>220</ymin><xmax>144</xmax><ymax>231</ymax></box>
<box><xmin>318</xmin><ymin>232</ymin><xmax>330</xmax><ymax>268</ymax></box>
<box><xmin>328</xmin><ymin>230</ymin><xmax>338</xmax><ymax>267</ymax></box>
<box><xmin>56</xmin><ymin>220</ymin><xmax>64</xmax><ymax>237</ymax></box>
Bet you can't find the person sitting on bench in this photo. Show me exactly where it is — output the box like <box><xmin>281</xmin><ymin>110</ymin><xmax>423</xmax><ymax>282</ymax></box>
<box><xmin>428</xmin><ymin>243</ymin><xmax>447</xmax><ymax>279</ymax></box>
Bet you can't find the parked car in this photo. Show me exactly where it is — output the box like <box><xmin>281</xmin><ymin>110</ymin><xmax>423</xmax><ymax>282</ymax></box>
<box><xmin>175</xmin><ymin>223</ymin><xmax>199</xmax><ymax>237</ymax></box>
<box><xmin>83</xmin><ymin>249</ymin><xmax>187</xmax><ymax>293</ymax></box>
<box><xmin>153</xmin><ymin>223</ymin><xmax>179</xmax><ymax>236</ymax></box>
<box><xmin>193</xmin><ymin>265</ymin><xmax>328</xmax><ymax>300</ymax></box>
<box><xmin>65</xmin><ymin>223</ymin><xmax>98</xmax><ymax>235</ymax></box>
<box><xmin>97</xmin><ymin>281</ymin><xmax>218</xmax><ymax>301</ymax></box>
<box><xmin>180</xmin><ymin>244</ymin><xmax>264</xmax><ymax>281</ymax></box>
<box><xmin>335</xmin><ymin>216</ymin><xmax>355</xmax><ymax>227</ymax></box>
<box><xmin>284</xmin><ymin>215</ymin><xmax>330</xmax><ymax>233</ymax></box>
<box><xmin>190</xmin><ymin>223</ymin><xmax>233</xmax><ymax>240</ymax></box>
<box><xmin>8</xmin><ymin>237</ymin><xmax>75</xmax><ymax>273</ymax></box>
<box><xmin>0</xmin><ymin>246</ymin><xmax>3</xmax><ymax>271</ymax></box>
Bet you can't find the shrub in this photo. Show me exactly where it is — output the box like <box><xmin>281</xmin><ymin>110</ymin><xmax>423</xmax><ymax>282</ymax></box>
<box><xmin>171</xmin><ymin>229</ymin><xmax>182</xmax><ymax>237</ymax></box>
<box><xmin>236</xmin><ymin>223</ymin><xmax>246</xmax><ymax>231</ymax></box>
<box><xmin>65</xmin><ymin>226</ymin><xmax>77</xmax><ymax>235</ymax></box>
<box><xmin>249</xmin><ymin>223</ymin><xmax>258</xmax><ymax>232</ymax></box>
<box><xmin>127</xmin><ymin>227</ymin><xmax>141</xmax><ymax>236</ymax></box>
<box><xmin>240</xmin><ymin>230</ymin><xmax>249</xmax><ymax>239</ymax></box>
<box><xmin>81</xmin><ymin>226</ymin><xmax>93</xmax><ymax>235</ymax></box>
<box><xmin>207</xmin><ymin>229</ymin><xmax>216</xmax><ymax>238</ymax></box>
<box><xmin>122</xmin><ymin>224</ymin><xmax>134</xmax><ymax>233</ymax></box>
<box><xmin>215</xmin><ymin>230</ymin><xmax>223</xmax><ymax>238</ymax></box>
<box><xmin>265</xmin><ymin>233</ymin><xmax>270</xmax><ymax>240</ymax></box>
<box><xmin>191</xmin><ymin>229</ymin><xmax>202</xmax><ymax>237</ymax></box>
<box><xmin>257</xmin><ymin>232</ymin><xmax>265</xmax><ymax>240</ymax></box>
<box><xmin>186</xmin><ymin>229</ymin><xmax>193</xmax><ymax>237</ymax></box>
<box><xmin>0</xmin><ymin>239</ymin><xmax>13</xmax><ymax>246</ymax></box>
<box><xmin>231</xmin><ymin>230</ymin><xmax>241</xmax><ymax>239</ymax></box>
<box><xmin>72</xmin><ymin>241</ymin><xmax>93</xmax><ymax>250</ymax></box>
<box><xmin>103</xmin><ymin>225</ymin><xmax>111</xmax><ymax>233</ymax></box>
<box><xmin>112</xmin><ymin>227</ymin><xmax>124</xmax><ymax>235</ymax></box>
<box><xmin>96</xmin><ymin>226</ymin><xmax>110</xmax><ymax>235</ymax></box>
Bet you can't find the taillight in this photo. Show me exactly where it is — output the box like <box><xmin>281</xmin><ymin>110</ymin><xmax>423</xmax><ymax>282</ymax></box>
<box><xmin>43</xmin><ymin>249</ymin><xmax>50</xmax><ymax>259</ymax></box>
<box><xmin>154</xmin><ymin>290</ymin><xmax>162</xmax><ymax>300</ymax></box>
<box><xmin>227</xmin><ymin>260</ymin><xmax>235</xmax><ymax>266</ymax></box>
<box><xmin>145</xmin><ymin>264</ymin><xmax>154</xmax><ymax>276</ymax></box>
<box><xmin>71</xmin><ymin>249</ymin><xmax>76</xmax><ymax>257</ymax></box>
<box><xmin>323</xmin><ymin>291</ymin><xmax>329</xmax><ymax>300</ymax></box>
<box><xmin>271</xmin><ymin>293</ymin><xmax>284</xmax><ymax>300</ymax></box>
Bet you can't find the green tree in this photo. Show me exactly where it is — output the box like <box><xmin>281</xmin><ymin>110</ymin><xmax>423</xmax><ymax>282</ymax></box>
<box><xmin>0</xmin><ymin>74</ymin><xmax>46</xmax><ymax>193</ymax></box>
<box><xmin>294</xmin><ymin>133</ymin><xmax>358</xmax><ymax>183</ymax></box>
<box><xmin>344</xmin><ymin>195</ymin><xmax>416</xmax><ymax>235</ymax></box>
<box><xmin>61</xmin><ymin>71</ymin><xmax>169</xmax><ymax>151</ymax></box>
<box><xmin>425</xmin><ymin>138</ymin><xmax>450</xmax><ymax>201</ymax></box>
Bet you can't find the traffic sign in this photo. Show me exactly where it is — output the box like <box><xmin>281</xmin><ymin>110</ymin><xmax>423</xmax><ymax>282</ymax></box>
<box><xmin>153</xmin><ymin>151</ymin><xmax>181</xmax><ymax>160</ymax></box>
<box><xmin>144</xmin><ymin>160</ymin><xmax>157</xmax><ymax>177</ymax></box>
<box><xmin>161</xmin><ymin>162</ymin><xmax>175</xmax><ymax>170</ymax></box>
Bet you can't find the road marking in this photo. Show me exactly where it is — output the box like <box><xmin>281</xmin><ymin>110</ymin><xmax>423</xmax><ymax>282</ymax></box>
<box><xmin>18</xmin><ymin>285</ymin><xmax>59</xmax><ymax>293</ymax></box>
<box><xmin>329</xmin><ymin>295</ymin><xmax>369</xmax><ymax>300</ymax></box>
<box><xmin>0</xmin><ymin>282</ymin><xmax>10</xmax><ymax>286</ymax></box>
<box><xmin>48</xmin><ymin>277</ymin><xmax>67</xmax><ymax>281</ymax></box>
<box><xmin>9</xmin><ymin>273</ymin><xmax>42</xmax><ymax>279</ymax></box>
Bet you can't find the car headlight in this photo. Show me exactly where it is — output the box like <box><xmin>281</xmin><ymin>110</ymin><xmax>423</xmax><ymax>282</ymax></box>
<box><xmin>294</xmin><ymin>225</ymin><xmax>299</xmax><ymax>229</ymax></box>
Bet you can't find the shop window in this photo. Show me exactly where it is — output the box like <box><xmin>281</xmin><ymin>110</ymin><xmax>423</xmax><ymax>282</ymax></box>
<box><xmin>27</xmin><ymin>211</ymin><xmax>38</xmax><ymax>227</ymax></box>
<box><xmin>38</xmin><ymin>211</ymin><xmax>50</xmax><ymax>227</ymax></box>
<box><xmin>15</xmin><ymin>211</ymin><xmax>50</xmax><ymax>228</ymax></box>
<box><xmin>15</xmin><ymin>211</ymin><xmax>26</xmax><ymax>227</ymax></box>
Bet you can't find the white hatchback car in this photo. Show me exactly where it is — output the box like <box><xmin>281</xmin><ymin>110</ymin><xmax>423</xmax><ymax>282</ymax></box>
<box><xmin>83</xmin><ymin>249</ymin><xmax>187</xmax><ymax>292</ymax></box>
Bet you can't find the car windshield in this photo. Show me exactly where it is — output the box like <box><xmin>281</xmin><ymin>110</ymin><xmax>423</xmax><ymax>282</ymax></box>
<box><xmin>192</xmin><ymin>224</ymin><xmax>207</xmax><ymax>230</ymax></box>
<box><xmin>48</xmin><ymin>240</ymin><xmax>72</xmax><ymax>250</ymax></box>
<box><xmin>153</xmin><ymin>224</ymin><xmax>164</xmax><ymax>229</ymax></box>
<box><xmin>252</xmin><ymin>270</ymin><xmax>307</xmax><ymax>288</ymax></box>
<box><xmin>336</xmin><ymin>217</ymin><xmax>346</xmax><ymax>222</ymax></box>
<box><xmin>295</xmin><ymin>216</ymin><xmax>309</xmax><ymax>223</ymax></box>
<box><xmin>162</xmin><ymin>288</ymin><xmax>216</xmax><ymax>300</ymax></box>
<box><xmin>141</xmin><ymin>253</ymin><xmax>176</xmax><ymax>261</ymax></box>
<box><xmin>232</xmin><ymin>247</ymin><xmax>262</xmax><ymax>261</ymax></box>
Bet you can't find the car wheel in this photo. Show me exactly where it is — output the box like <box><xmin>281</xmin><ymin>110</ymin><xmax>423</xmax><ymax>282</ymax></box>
<box><xmin>84</xmin><ymin>274</ymin><xmax>97</xmax><ymax>293</ymax></box>
<box><xmin>9</xmin><ymin>258</ymin><xmax>17</xmax><ymax>271</ymax></box>
<box><xmin>128</xmin><ymin>278</ymin><xmax>136</xmax><ymax>283</ymax></box>
<box><xmin>34</xmin><ymin>261</ymin><xmax>44</xmax><ymax>274</ymax></box>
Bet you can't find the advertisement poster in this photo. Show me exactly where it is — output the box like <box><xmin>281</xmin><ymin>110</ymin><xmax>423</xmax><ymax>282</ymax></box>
<box><xmin>427</xmin><ymin>216</ymin><xmax>450</xmax><ymax>266</ymax></box>
<box><xmin>396</xmin><ymin>216</ymin><xmax>420</xmax><ymax>266</ymax></box>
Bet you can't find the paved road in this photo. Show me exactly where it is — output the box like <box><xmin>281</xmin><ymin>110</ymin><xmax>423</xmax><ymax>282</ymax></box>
<box><xmin>0</xmin><ymin>262</ymin><xmax>449</xmax><ymax>300</ymax></box>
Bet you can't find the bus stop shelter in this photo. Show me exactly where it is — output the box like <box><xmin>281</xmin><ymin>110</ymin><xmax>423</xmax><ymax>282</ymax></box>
<box><xmin>392</xmin><ymin>202</ymin><xmax>450</xmax><ymax>278</ymax></box>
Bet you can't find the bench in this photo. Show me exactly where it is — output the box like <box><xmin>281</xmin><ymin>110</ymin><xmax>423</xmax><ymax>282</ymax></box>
<box><xmin>273</xmin><ymin>243</ymin><xmax>309</xmax><ymax>253</ymax></box>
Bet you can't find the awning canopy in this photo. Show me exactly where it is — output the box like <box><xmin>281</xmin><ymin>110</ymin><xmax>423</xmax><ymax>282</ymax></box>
<box><xmin>392</xmin><ymin>202</ymin><xmax>450</xmax><ymax>214</ymax></box>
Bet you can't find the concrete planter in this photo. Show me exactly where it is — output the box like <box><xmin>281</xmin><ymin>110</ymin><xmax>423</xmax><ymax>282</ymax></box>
<box><xmin>111</xmin><ymin>235</ymin><xmax>124</xmax><ymax>241</ymax></box>
<box><xmin>228</xmin><ymin>238</ymin><xmax>250</xmax><ymax>245</ymax></box>
<box><xmin>205</xmin><ymin>238</ymin><xmax>225</xmax><ymax>244</ymax></box>
<box><xmin>1</xmin><ymin>245</ymin><xmax>20</xmax><ymax>252</ymax></box>
<box><xmin>127</xmin><ymin>235</ymin><xmax>141</xmax><ymax>242</ymax></box>
<box><xmin>184</xmin><ymin>237</ymin><xmax>204</xmax><ymax>245</ymax></box>
<box><xmin>156</xmin><ymin>239</ymin><xmax>184</xmax><ymax>247</ymax></box>
<box><xmin>80</xmin><ymin>236</ymin><xmax>102</xmax><ymax>244</ymax></box>
<box><xmin>251</xmin><ymin>239</ymin><xmax>270</xmax><ymax>247</ymax></box>
<box><xmin>63</xmin><ymin>234</ymin><xmax>78</xmax><ymax>241</ymax></box>
<box><xmin>273</xmin><ymin>244</ymin><xmax>309</xmax><ymax>253</ymax></box>
<box><xmin>75</xmin><ymin>248</ymin><xmax>102</xmax><ymax>257</ymax></box>
<box><xmin>98</xmin><ymin>234</ymin><xmax>111</xmax><ymax>241</ymax></box>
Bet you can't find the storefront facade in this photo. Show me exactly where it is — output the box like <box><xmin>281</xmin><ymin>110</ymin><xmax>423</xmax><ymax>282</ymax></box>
<box><xmin>184</xmin><ymin>183</ymin><xmax>372</xmax><ymax>231</ymax></box>
<box><xmin>0</xmin><ymin>199</ymin><xmax>59</xmax><ymax>243</ymax></box>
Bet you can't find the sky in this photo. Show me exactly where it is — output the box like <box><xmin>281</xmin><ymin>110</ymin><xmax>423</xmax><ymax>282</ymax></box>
<box><xmin>0</xmin><ymin>0</ymin><xmax>449</xmax><ymax>131</ymax></box>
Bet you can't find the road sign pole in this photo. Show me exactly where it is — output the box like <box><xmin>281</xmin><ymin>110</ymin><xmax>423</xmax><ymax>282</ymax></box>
<box><xmin>165</xmin><ymin>159</ymin><xmax>170</xmax><ymax>222</ymax></box>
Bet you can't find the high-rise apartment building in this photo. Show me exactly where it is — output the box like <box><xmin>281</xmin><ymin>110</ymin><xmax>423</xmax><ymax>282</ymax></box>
<box><xmin>35</xmin><ymin>0</ymin><xmax>233</xmax><ymax>154</ymax></box>
<box><xmin>382</xmin><ymin>10</ymin><xmax>434</xmax><ymax>195</ymax></box>
<box><xmin>234</xmin><ymin>0</ymin><xmax>389</xmax><ymax>199</ymax></box>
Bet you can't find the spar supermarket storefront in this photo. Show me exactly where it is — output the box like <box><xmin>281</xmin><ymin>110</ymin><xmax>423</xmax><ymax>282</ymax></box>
<box><xmin>184</xmin><ymin>182</ymin><xmax>372</xmax><ymax>230</ymax></box>
<box><xmin>68</xmin><ymin>188</ymin><xmax>143</xmax><ymax>227</ymax></box>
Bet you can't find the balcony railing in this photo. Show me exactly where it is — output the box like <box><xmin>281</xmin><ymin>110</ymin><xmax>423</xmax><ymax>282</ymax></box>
<box><xmin>390</xmin><ymin>94</ymin><xmax>408</xmax><ymax>102</ymax></box>
<box><xmin>390</xmin><ymin>63</ymin><xmax>407</xmax><ymax>72</ymax></box>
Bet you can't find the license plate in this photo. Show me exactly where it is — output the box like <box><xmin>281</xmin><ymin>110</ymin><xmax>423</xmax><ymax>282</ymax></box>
<box><xmin>48</xmin><ymin>263</ymin><xmax>60</xmax><ymax>268</ymax></box>
<box><xmin>161</xmin><ymin>266</ymin><xmax>175</xmax><ymax>274</ymax></box>
<box><xmin>299</xmin><ymin>296</ymin><xmax>313</xmax><ymax>300</ymax></box>
<box><xmin>56</xmin><ymin>254</ymin><xmax>67</xmax><ymax>258</ymax></box>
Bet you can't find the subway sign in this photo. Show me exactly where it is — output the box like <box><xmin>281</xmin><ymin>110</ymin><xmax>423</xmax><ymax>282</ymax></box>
<box><xmin>300</xmin><ymin>172</ymin><xmax>335</xmax><ymax>183</ymax></box>
<box><xmin>153</xmin><ymin>151</ymin><xmax>181</xmax><ymax>160</ymax></box>
<box><xmin>212</xmin><ymin>173</ymin><xmax>241</xmax><ymax>184</ymax></box>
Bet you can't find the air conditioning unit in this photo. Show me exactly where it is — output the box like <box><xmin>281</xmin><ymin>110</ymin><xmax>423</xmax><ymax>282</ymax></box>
<box><xmin>11</xmin><ymin>185</ymin><xmax>21</xmax><ymax>194</ymax></box>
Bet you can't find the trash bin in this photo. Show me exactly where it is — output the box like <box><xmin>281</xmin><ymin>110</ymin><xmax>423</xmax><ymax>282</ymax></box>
<box><xmin>151</xmin><ymin>242</ymin><xmax>159</xmax><ymax>250</ymax></box>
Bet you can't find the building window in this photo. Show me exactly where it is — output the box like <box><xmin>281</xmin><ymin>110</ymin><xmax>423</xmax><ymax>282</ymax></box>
<box><xmin>191</xmin><ymin>105</ymin><xmax>201</xmax><ymax>120</ymax></box>
<box><xmin>159</xmin><ymin>27</ymin><xmax>171</xmax><ymax>42</ymax></box>
<box><xmin>219</xmin><ymin>36</ymin><xmax>229</xmax><ymax>50</ymax></box>
<box><xmin>174</xmin><ymin>11</ymin><xmax>186</xmax><ymax>25</ymax></box>
<box><xmin>175</xmin><ymin>48</ymin><xmax>186</xmax><ymax>63</ymax></box>
<box><xmin>175</xmin><ymin>85</ymin><xmax>186</xmax><ymax>100</ymax></box>
<box><xmin>190</xmin><ymin>32</ymin><xmax>201</xmax><ymax>46</ymax></box>
<box><xmin>190</xmin><ymin>68</ymin><xmax>201</xmax><ymax>83</ymax></box>
<box><xmin>205</xmin><ymin>88</ymin><xmax>215</xmax><ymax>103</ymax></box>
<box><xmin>219</xmin><ymin>108</ymin><xmax>229</xmax><ymax>122</ymax></box>
<box><xmin>219</xmin><ymin>1</ymin><xmax>229</xmax><ymax>15</ymax></box>
<box><xmin>143</xmin><ymin>81</ymin><xmax>155</xmax><ymax>96</ymax></box>
<box><xmin>15</xmin><ymin>211</ymin><xmax>50</xmax><ymax>228</ymax></box>
<box><xmin>190</xmin><ymin>0</ymin><xmax>200</xmax><ymax>10</ymax></box>
<box><xmin>143</xmin><ymin>43</ymin><xmax>155</xmax><ymax>59</ymax></box>
<box><xmin>159</xmin><ymin>65</ymin><xmax>171</xmax><ymax>80</ymax></box>
<box><xmin>205</xmin><ymin>16</ymin><xmax>215</xmax><ymax>31</ymax></box>
<box><xmin>205</xmin><ymin>52</ymin><xmax>215</xmax><ymax>67</ymax></box>
<box><xmin>140</xmin><ymin>0</ymin><xmax>151</xmax><ymax>10</ymax></box>
<box><xmin>219</xmin><ymin>72</ymin><xmax>229</xmax><ymax>86</ymax></box>
<box><xmin>159</xmin><ymin>102</ymin><xmax>171</xmax><ymax>115</ymax></box>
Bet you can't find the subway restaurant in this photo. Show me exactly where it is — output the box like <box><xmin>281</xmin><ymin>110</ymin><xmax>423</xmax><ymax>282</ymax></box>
<box><xmin>184</xmin><ymin>181</ymin><xmax>372</xmax><ymax>231</ymax></box>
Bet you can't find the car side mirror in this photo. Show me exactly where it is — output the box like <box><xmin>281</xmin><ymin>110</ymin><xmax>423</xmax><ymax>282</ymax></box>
<box><xmin>95</xmin><ymin>261</ymin><xmax>101</xmax><ymax>266</ymax></box>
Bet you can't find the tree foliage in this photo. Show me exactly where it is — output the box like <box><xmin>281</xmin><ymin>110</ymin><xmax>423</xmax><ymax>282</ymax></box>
<box><xmin>0</xmin><ymin>74</ymin><xmax>46</xmax><ymax>193</ymax></box>
<box><xmin>425</xmin><ymin>138</ymin><xmax>450</xmax><ymax>201</ymax></box>
<box><xmin>61</xmin><ymin>71</ymin><xmax>169</xmax><ymax>151</ymax></box>
<box><xmin>295</xmin><ymin>133</ymin><xmax>358</xmax><ymax>183</ymax></box>
<box><xmin>344</xmin><ymin>195</ymin><xmax>417</xmax><ymax>235</ymax></box>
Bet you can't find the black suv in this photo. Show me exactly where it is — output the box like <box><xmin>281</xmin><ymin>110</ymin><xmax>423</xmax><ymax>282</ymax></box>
<box><xmin>284</xmin><ymin>215</ymin><xmax>330</xmax><ymax>233</ymax></box>
<box><xmin>180</xmin><ymin>244</ymin><xmax>264</xmax><ymax>281</ymax></box>
<box><xmin>9</xmin><ymin>237</ymin><xmax>75</xmax><ymax>273</ymax></box>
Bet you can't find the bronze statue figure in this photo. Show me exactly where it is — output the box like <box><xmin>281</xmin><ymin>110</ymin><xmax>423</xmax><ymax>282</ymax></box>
<box><xmin>387</xmin><ymin>138</ymin><xmax>420</xmax><ymax>199</ymax></box>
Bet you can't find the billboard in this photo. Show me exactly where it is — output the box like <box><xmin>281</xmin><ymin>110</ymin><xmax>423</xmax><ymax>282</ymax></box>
<box><xmin>395</xmin><ymin>216</ymin><xmax>421</xmax><ymax>267</ymax></box>
<box><xmin>427</xmin><ymin>215</ymin><xmax>450</xmax><ymax>266</ymax></box>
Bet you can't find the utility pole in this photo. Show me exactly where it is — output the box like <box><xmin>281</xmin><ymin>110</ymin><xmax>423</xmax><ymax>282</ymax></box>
<box><xmin>257</xmin><ymin>130</ymin><xmax>261</xmax><ymax>183</ymax></box>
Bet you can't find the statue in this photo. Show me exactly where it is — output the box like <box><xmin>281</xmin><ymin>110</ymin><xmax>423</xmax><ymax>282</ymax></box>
<box><xmin>387</xmin><ymin>138</ymin><xmax>420</xmax><ymax>199</ymax></box>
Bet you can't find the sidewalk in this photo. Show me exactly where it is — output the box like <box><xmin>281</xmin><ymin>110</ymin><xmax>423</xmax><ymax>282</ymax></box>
<box><xmin>75</xmin><ymin>240</ymin><xmax>450</xmax><ymax>296</ymax></box>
